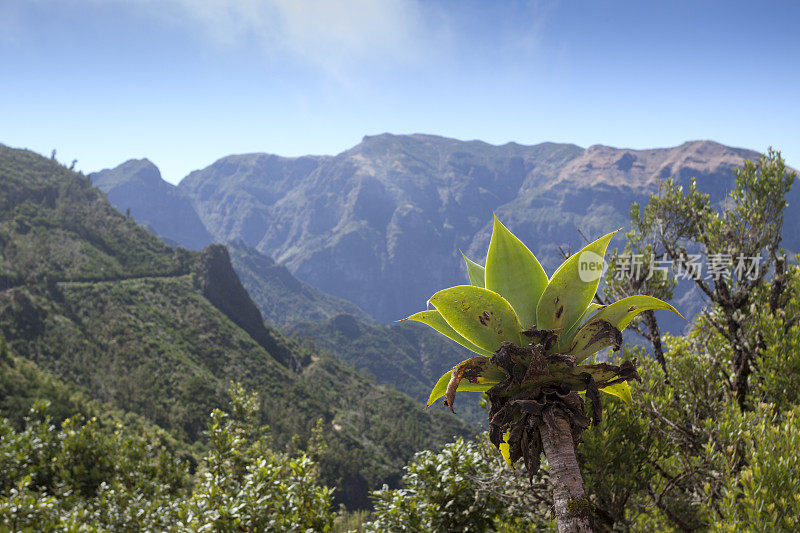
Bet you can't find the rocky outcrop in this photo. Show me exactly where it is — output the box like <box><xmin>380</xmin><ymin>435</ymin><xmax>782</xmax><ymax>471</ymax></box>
<box><xmin>194</xmin><ymin>244</ymin><xmax>294</xmax><ymax>369</ymax></box>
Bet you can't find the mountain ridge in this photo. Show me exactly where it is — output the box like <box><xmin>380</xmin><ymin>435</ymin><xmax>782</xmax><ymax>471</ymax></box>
<box><xmin>88</xmin><ymin>134</ymin><xmax>798</xmax><ymax>327</ymax></box>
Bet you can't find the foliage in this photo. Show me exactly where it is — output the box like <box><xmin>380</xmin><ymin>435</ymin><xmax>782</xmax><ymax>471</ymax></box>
<box><xmin>404</xmin><ymin>216</ymin><xmax>678</xmax><ymax>472</ymax></box>
<box><xmin>368</xmin><ymin>437</ymin><xmax>540</xmax><ymax>532</ymax></box>
<box><xmin>638</xmin><ymin>149</ymin><xmax>795</xmax><ymax>407</ymax></box>
<box><xmin>288</xmin><ymin>315</ymin><xmax>488</xmax><ymax>427</ymax></box>
<box><xmin>706</xmin><ymin>402</ymin><xmax>800</xmax><ymax>531</ymax></box>
<box><xmin>0</xmin><ymin>400</ymin><xmax>188</xmax><ymax>531</ymax></box>
<box><xmin>373</xmin><ymin>155</ymin><xmax>800</xmax><ymax>531</ymax></box>
<box><xmin>603</xmin><ymin>201</ymin><xmax>679</xmax><ymax>376</ymax></box>
<box><xmin>176</xmin><ymin>383</ymin><xmax>334</xmax><ymax>531</ymax></box>
<box><xmin>0</xmin><ymin>385</ymin><xmax>336</xmax><ymax>531</ymax></box>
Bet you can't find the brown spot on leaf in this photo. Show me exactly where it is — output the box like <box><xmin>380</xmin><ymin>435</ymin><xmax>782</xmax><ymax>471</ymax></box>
<box><xmin>585</xmin><ymin>319</ymin><xmax>623</xmax><ymax>352</ymax></box>
<box><xmin>555</xmin><ymin>305</ymin><xmax>564</xmax><ymax>319</ymax></box>
<box><xmin>628</xmin><ymin>305</ymin><xmax>636</xmax><ymax>312</ymax></box>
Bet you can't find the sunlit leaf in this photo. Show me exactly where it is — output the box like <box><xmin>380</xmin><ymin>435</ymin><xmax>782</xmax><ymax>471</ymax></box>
<box><xmin>484</xmin><ymin>215</ymin><xmax>548</xmax><ymax>328</ymax></box>
<box><xmin>402</xmin><ymin>310</ymin><xmax>493</xmax><ymax>357</ymax></box>
<box><xmin>428</xmin><ymin>285</ymin><xmax>524</xmax><ymax>353</ymax></box>
<box><xmin>499</xmin><ymin>430</ymin><xmax>512</xmax><ymax>467</ymax></box>
<box><xmin>600</xmin><ymin>381</ymin><xmax>633</xmax><ymax>405</ymax></box>
<box><xmin>427</xmin><ymin>357</ymin><xmax>506</xmax><ymax>407</ymax></box>
<box><xmin>461</xmin><ymin>251</ymin><xmax>485</xmax><ymax>288</ymax></box>
<box><xmin>592</xmin><ymin>295</ymin><xmax>684</xmax><ymax>331</ymax></box>
<box><xmin>536</xmin><ymin>230</ymin><xmax>618</xmax><ymax>332</ymax></box>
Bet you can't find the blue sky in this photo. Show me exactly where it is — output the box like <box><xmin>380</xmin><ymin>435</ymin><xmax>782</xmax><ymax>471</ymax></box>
<box><xmin>2</xmin><ymin>0</ymin><xmax>798</xmax><ymax>184</ymax></box>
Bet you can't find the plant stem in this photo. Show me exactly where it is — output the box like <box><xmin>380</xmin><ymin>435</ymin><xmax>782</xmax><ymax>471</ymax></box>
<box><xmin>541</xmin><ymin>408</ymin><xmax>593</xmax><ymax>532</ymax></box>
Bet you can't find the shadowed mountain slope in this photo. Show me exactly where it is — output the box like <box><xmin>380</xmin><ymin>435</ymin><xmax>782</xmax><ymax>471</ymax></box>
<box><xmin>226</xmin><ymin>241</ymin><xmax>372</xmax><ymax>327</ymax></box>
<box><xmin>90</xmin><ymin>159</ymin><xmax>212</xmax><ymax>250</ymax></box>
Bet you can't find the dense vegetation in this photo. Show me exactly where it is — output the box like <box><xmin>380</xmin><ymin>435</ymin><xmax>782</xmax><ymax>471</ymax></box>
<box><xmin>0</xmin><ymin>145</ymin><xmax>471</xmax><ymax>512</ymax></box>
<box><xmin>0</xmin><ymin>382</ymin><xmax>335</xmax><ymax>531</ymax></box>
<box><xmin>227</xmin><ymin>240</ymin><xmax>487</xmax><ymax>426</ymax></box>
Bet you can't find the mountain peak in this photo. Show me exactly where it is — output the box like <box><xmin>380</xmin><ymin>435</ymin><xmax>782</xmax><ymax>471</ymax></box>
<box><xmin>91</xmin><ymin>158</ymin><xmax>165</xmax><ymax>190</ymax></box>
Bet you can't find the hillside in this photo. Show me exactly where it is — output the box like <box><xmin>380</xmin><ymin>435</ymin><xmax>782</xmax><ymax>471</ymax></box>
<box><xmin>227</xmin><ymin>241</ymin><xmax>372</xmax><ymax>327</ymax></box>
<box><xmin>93</xmin><ymin>134</ymin><xmax>796</xmax><ymax>326</ymax></box>
<box><xmin>0</xmin><ymin>144</ymin><xmax>472</xmax><ymax>509</ymax></box>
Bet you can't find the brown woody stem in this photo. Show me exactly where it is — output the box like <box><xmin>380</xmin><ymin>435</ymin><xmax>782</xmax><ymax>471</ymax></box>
<box><xmin>540</xmin><ymin>408</ymin><xmax>594</xmax><ymax>533</ymax></box>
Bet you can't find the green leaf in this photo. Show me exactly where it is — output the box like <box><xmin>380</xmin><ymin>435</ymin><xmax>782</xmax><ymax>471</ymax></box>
<box><xmin>402</xmin><ymin>310</ymin><xmax>493</xmax><ymax>357</ymax></box>
<box><xmin>484</xmin><ymin>215</ymin><xmax>549</xmax><ymax>329</ymax></box>
<box><xmin>536</xmin><ymin>230</ymin><xmax>618</xmax><ymax>332</ymax></box>
<box><xmin>427</xmin><ymin>357</ymin><xmax>506</xmax><ymax>406</ymax></box>
<box><xmin>566</xmin><ymin>319</ymin><xmax>623</xmax><ymax>363</ymax></box>
<box><xmin>556</xmin><ymin>302</ymin><xmax>603</xmax><ymax>353</ymax></box>
<box><xmin>600</xmin><ymin>381</ymin><xmax>633</xmax><ymax>405</ymax></box>
<box><xmin>428</xmin><ymin>285</ymin><xmax>524</xmax><ymax>353</ymax></box>
<box><xmin>461</xmin><ymin>251</ymin><xmax>485</xmax><ymax>288</ymax></box>
<box><xmin>591</xmin><ymin>295</ymin><xmax>684</xmax><ymax>331</ymax></box>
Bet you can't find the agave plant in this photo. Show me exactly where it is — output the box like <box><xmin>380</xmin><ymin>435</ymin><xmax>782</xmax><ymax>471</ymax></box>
<box><xmin>402</xmin><ymin>216</ymin><xmax>681</xmax><ymax>532</ymax></box>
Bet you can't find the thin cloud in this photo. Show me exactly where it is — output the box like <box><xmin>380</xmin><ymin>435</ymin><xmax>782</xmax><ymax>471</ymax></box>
<box><xmin>169</xmin><ymin>0</ymin><xmax>433</xmax><ymax>78</ymax></box>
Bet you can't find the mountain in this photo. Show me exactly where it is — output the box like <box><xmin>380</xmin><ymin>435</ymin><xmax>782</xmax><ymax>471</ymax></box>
<box><xmin>90</xmin><ymin>159</ymin><xmax>212</xmax><ymax>250</ymax></box>
<box><xmin>223</xmin><ymin>242</ymin><xmax>485</xmax><ymax>424</ymax></box>
<box><xmin>0</xmin><ymin>144</ymin><xmax>472</xmax><ymax>509</ymax></box>
<box><xmin>227</xmin><ymin>241</ymin><xmax>372</xmax><ymax>327</ymax></box>
<box><xmin>171</xmin><ymin>135</ymin><xmax>793</xmax><ymax>324</ymax></box>
<box><xmin>90</xmin><ymin>135</ymin><xmax>800</xmax><ymax>411</ymax></box>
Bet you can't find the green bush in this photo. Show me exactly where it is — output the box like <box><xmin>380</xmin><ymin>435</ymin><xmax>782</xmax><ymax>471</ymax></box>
<box><xmin>0</xmin><ymin>385</ymin><xmax>335</xmax><ymax>531</ymax></box>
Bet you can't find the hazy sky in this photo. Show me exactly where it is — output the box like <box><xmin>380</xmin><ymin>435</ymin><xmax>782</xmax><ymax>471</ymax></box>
<box><xmin>2</xmin><ymin>0</ymin><xmax>798</xmax><ymax>184</ymax></box>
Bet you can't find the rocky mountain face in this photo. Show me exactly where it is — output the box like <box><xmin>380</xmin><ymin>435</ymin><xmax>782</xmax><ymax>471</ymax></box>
<box><xmin>177</xmin><ymin>135</ymin><xmax>784</xmax><ymax>323</ymax></box>
<box><xmin>93</xmin><ymin>134</ymin><xmax>798</xmax><ymax>327</ymax></box>
<box><xmin>90</xmin><ymin>159</ymin><xmax>212</xmax><ymax>250</ymax></box>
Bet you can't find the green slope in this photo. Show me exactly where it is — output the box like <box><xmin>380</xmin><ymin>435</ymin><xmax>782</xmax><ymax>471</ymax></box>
<box><xmin>0</xmin><ymin>144</ymin><xmax>472</xmax><ymax>508</ymax></box>
<box><xmin>226</xmin><ymin>242</ymin><xmax>487</xmax><ymax>425</ymax></box>
<box><xmin>227</xmin><ymin>241</ymin><xmax>372</xmax><ymax>327</ymax></box>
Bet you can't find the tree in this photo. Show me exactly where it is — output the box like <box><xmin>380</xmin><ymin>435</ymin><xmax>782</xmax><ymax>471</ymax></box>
<box><xmin>403</xmin><ymin>216</ymin><xmax>681</xmax><ymax>532</ymax></box>
<box><xmin>602</xmin><ymin>204</ymin><xmax>678</xmax><ymax>381</ymax></box>
<box><xmin>639</xmin><ymin>149</ymin><xmax>795</xmax><ymax>409</ymax></box>
<box><xmin>178</xmin><ymin>383</ymin><xmax>334</xmax><ymax>532</ymax></box>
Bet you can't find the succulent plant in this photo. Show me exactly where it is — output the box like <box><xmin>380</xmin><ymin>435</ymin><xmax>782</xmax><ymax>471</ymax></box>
<box><xmin>402</xmin><ymin>216</ymin><xmax>681</xmax><ymax>531</ymax></box>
